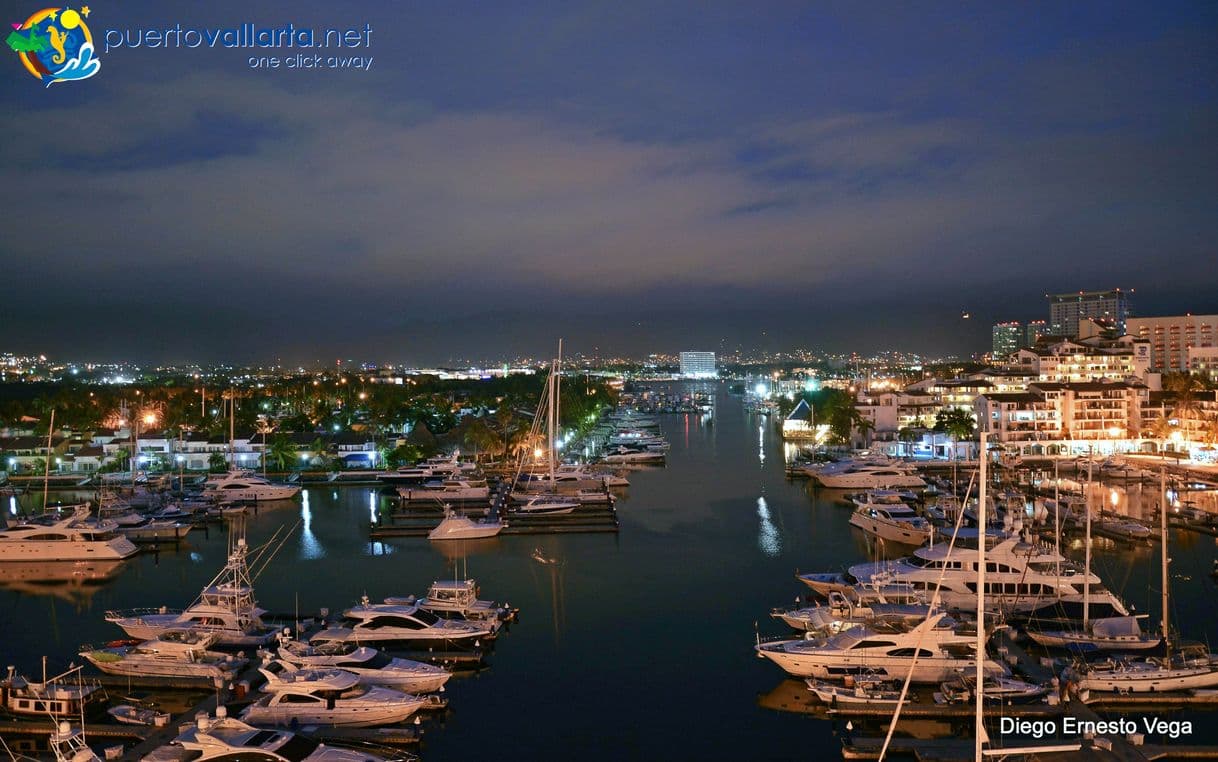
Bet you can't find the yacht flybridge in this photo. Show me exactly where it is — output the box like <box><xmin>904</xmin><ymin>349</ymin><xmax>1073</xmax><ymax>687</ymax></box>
<box><xmin>105</xmin><ymin>532</ymin><xmax>277</xmax><ymax>647</ymax></box>
<box><xmin>82</xmin><ymin>629</ymin><xmax>248</xmax><ymax>680</ymax></box>
<box><xmin>847</xmin><ymin>502</ymin><xmax>933</xmax><ymax>545</ymax></box>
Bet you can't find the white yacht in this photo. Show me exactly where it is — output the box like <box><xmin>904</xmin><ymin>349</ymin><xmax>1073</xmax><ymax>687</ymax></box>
<box><xmin>427</xmin><ymin>510</ymin><xmax>503</xmax><ymax>541</ymax></box>
<box><xmin>755</xmin><ymin>612</ymin><xmax>1005</xmax><ymax>682</ymax></box>
<box><xmin>814</xmin><ymin>465</ymin><xmax>926</xmax><ymax>490</ymax></box>
<box><xmin>848</xmin><ymin>503</ymin><xmax>933</xmax><ymax>545</ymax></box>
<box><xmin>384</xmin><ymin>579</ymin><xmax>515</xmax><ymax>628</ymax></box>
<box><xmin>515</xmin><ymin>494</ymin><xmax>580</xmax><ymax>515</ymax></box>
<box><xmin>142</xmin><ymin>708</ymin><xmax>392</xmax><ymax>761</ymax></box>
<box><xmin>398</xmin><ymin>478</ymin><xmax>490</xmax><ymax>504</ymax></box>
<box><xmin>0</xmin><ymin>505</ymin><xmax>138</xmax><ymax>561</ymax></box>
<box><xmin>81</xmin><ymin>630</ymin><xmax>248</xmax><ymax>680</ymax></box>
<box><xmin>599</xmin><ymin>446</ymin><xmax>665</xmax><ymax>464</ymax></box>
<box><xmin>798</xmin><ymin>531</ymin><xmax>1130</xmax><ymax>619</ymax></box>
<box><xmin>1025</xmin><ymin>615</ymin><xmax>1161</xmax><ymax>652</ymax></box>
<box><xmin>1068</xmin><ymin>646</ymin><xmax>1218</xmax><ymax>692</ymax></box>
<box><xmin>376</xmin><ymin>455</ymin><xmax>477</xmax><ymax>485</ymax></box>
<box><xmin>327</xmin><ymin>597</ymin><xmax>495</xmax><ymax>647</ymax></box>
<box><xmin>244</xmin><ymin>662</ymin><xmax>431</xmax><ymax>727</ymax></box>
<box><xmin>276</xmin><ymin>638</ymin><xmax>451</xmax><ymax>693</ymax></box>
<box><xmin>202</xmin><ymin>471</ymin><xmax>301</xmax><ymax>502</ymax></box>
<box><xmin>105</xmin><ymin>536</ymin><xmax>277</xmax><ymax>647</ymax></box>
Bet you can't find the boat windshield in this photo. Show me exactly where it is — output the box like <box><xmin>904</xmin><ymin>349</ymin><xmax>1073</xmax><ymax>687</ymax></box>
<box><xmin>269</xmin><ymin>733</ymin><xmax>321</xmax><ymax>761</ymax></box>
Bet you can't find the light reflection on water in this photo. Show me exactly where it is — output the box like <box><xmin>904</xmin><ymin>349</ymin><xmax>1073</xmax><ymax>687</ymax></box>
<box><xmin>1</xmin><ymin>384</ymin><xmax>1218</xmax><ymax>756</ymax></box>
<box><xmin>757</xmin><ymin>496</ymin><xmax>780</xmax><ymax>556</ymax></box>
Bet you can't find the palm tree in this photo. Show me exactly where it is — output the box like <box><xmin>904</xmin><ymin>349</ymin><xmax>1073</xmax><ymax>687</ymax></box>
<box><xmin>934</xmin><ymin>407</ymin><xmax>976</xmax><ymax>461</ymax></box>
<box><xmin>309</xmin><ymin>437</ymin><xmax>329</xmax><ymax>467</ymax></box>
<box><xmin>897</xmin><ymin>426</ymin><xmax>920</xmax><ymax>458</ymax></box>
<box><xmin>207</xmin><ymin>451</ymin><xmax>228</xmax><ymax>473</ymax></box>
<box><xmin>463</xmin><ymin>417</ymin><xmax>500</xmax><ymax>462</ymax></box>
<box><xmin>266</xmin><ymin>434</ymin><xmax>297</xmax><ymax>472</ymax></box>
<box><xmin>1165</xmin><ymin>372</ymin><xmax>1202</xmax><ymax>421</ymax></box>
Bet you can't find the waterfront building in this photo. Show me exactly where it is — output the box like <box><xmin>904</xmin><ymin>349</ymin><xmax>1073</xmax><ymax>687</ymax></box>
<box><xmin>992</xmin><ymin>321</ymin><xmax>1022</xmax><ymax>358</ymax></box>
<box><xmin>782</xmin><ymin>399</ymin><xmax>815</xmax><ymax>439</ymax></box>
<box><xmin>1189</xmin><ymin>346</ymin><xmax>1218</xmax><ymax>383</ymax></box>
<box><xmin>976</xmin><ymin>380</ymin><xmax>1149</xmax><ymax>452</ymax></box>
<box><xmin>1126</xmin><ymin>314</ymin><xmax>1218</xmax><ymax>372</ymax></box>
<box><xmin>1012</xmin><ymin>334</ymin><xmax>1150</xmax><ymax>383</ymax></box>
<box><xmin>1048</xmin><ymin>289</ymin><xmax>1132</xmax><ymax>337</ymax></box>
<box><xmin>679</xmin><ymin>351</ymin><xmax>716</xmax><ymax>378</ymax></box>
<box><xmin>1025</xmin><ymin>320</ymin><xmax>1048</xmax><ymax>348</ymax></box>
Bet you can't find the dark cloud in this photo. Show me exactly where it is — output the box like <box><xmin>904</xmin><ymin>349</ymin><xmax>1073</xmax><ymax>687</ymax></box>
<box><xmin>1</xmin><ymin>1</ymin><xmax>1215</xmax><ymax>363</ymax></box>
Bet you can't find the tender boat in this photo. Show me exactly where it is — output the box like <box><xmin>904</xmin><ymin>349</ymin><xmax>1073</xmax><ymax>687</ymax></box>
<box><xmin>105</xmin><ymin>536</ymin><xmax>278</xmax><ymax>647</ymax></box>
<box><xmin>937</xmin><ymin>674</ymin><xmax>1049</xmax><ymax>704</ymax></box>
<box><xmin>142</xmin><ymin>707</ymin><xmax>395</xmax><ymax>761</ymax></box>
<box><xmin>107</xmin><ymin>703</ymin><xmax>171</xmax><ymax>726</ymax></box>
<box><xmin>201</xmin><ymin>471</ymin><xmax>301</xmax><ymax>502</ymax></box>
<box><xmin>806</xmin><ymin>677</ymin><xmax>912</xmax><ymax>705</ymax></box>
<box><xmin>243</xmin><ymin>662</ymin><xmax>432</xmax><ymax>727</ymax></box>
<box><xmin>82</xmin><ymin>630</ymin><xmax>248</xmax><ymax>680</ymax></box>
<box><xmin>427</xmin><ymin>510</ymin><xmax>503</xmax><ymax>541</ymax></box>
<box><xmin>0</xmin><ymin>505</ymin><xmax>138</xmax><ymax>561</ymax></box>
<box><xmin>275</xmin><ymin>638</ymin><xmax>451</xmax><ymax>693</ymax></box>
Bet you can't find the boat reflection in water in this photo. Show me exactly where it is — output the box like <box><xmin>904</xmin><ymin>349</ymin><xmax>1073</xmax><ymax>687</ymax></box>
<box><xmin>0</xmin><ymin>559</ymin><xmax>126</xmax><ymax>605</ymax></box>
<box><xmin>757</xmin><ymin>678</ymin><xmax>958</xmax><ymax>739</ymax></box>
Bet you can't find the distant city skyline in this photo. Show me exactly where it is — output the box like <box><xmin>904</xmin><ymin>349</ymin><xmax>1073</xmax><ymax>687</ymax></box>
<box><xmin>3</xmin><ymin>2</ymin><xmax>1216</xmax><ymax>364</ymax></box>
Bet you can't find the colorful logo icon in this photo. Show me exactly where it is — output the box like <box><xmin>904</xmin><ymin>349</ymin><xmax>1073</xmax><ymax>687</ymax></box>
<box><xmin>7</xmin><ymin>6</ymin><xmax>99</xmax><ymax>87</ymax></box>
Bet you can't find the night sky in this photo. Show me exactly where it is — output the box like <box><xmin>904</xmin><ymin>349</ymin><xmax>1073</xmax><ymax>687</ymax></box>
<box><xmin>2</xmin><ymin>1</ymin><xmax>1216</xmax><ymax>364</ymax></box>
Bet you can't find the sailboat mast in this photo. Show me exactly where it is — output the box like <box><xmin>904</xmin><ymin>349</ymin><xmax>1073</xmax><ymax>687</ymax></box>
<box><xmin>1084</xmin><ymin>459</ymin><xmax>1092</xmax><ymax>628</ymax></box>
<box><xmin>229</xmin><ymin>387</ymin><xmax>236</xmax><ymax>468</ymax></box>
<box><xmin>42</xmin><ymin>409</ymin><xmax>54</xmax><ymax>512</ymax></box>
<box><xmin>556</xmin><ymin>338</ymin><xmax>562</xmax><ymax>466</ymax></box>
<box><xmin>546</xmin><ymin>361</ymin><xmax>556</xmax><ymax>482</ymax></box>
<box><xmin>1161</xmin><ymin>468</ymin><xmax>1169</xmax><ymax>661</ymax></box>
<box><xmin>975</xmin><ymin>431</ymin><xmax>987</xmax><ymax>762</ymax></box>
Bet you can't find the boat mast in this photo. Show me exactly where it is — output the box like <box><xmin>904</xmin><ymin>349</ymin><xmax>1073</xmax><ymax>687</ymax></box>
<box><xmin>975</xmin><ymin>431</ymin><xmax>988</xmax><ymax>762</ymax></box>
<box><xmin>555</xmin><ymin>338</ymin><xmax>562</xmax><ymax>477</ymax></box>
<box><xmin>1084</xmin><ymin>458</ymin><xmax>1092</xmax><ymax>629</ymax></box>
<box><xmin>42</xmin><ymin>409</ymin><xmax>54</xmax><ymax>513</ymax></box>
<box><xmin>229</xmin><ymin>387</ymin><xmax>236</xmax><ymax>470</ymax></box>
<box><xmin>546</xmin><ymin>359</ymin><xmax>556</xmax><ymax>484</ymax></box>
<box><xmin>1160</xmin><ymin>468</ymin><xmax>1169</xmax><ymax>662</ymax></box>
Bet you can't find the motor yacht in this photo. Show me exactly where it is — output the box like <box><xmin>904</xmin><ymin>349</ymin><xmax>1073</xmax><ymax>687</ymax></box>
<box><xmin>798</xmin><ymin>530</ymin><xmax>1130</xmax><ymax>619</ymax></box>
<box><xmin>105</xmin><ymin>536</ymin><xmax>278</xmax><ymax>647</ymax></box>
<box><xmin>244</xmin><ymin>662</ymin><xmax>432</xmax><ymax>727</ymax></box>
<box><xmin>397</xmin><ymin>478</ymin><xmax>490</xmax><ymax>504</ymax></box>
<box><xmin>755</xmin><ymin>612</ymin><xmax>1005</xmax><ymax>682</ymax></box>
<box><xmin>376</xmin><ymin>455</ymin><xmax>477</xmax><ymax>485</ymax></box>
<box><xmin>142</xmin><ymin>707</ymin><xmax>398</xmax><ymax>761</ymax></box>
<box><xmin>515</xmin><ymin>494</ymin><xmax>580</xmax><ymax>515</ymax></box>
<box><xmin>1</xmin><ymin>666</ymin><xmax>105</xmax><ymax>718</ymax></box>
<box><xmin>427</xmin><ymin>510</ymin><xmax>503</xmax><ymax>541</ymax></box>
<box><xmin>814</xmin><ymin>465</ymin><xmax>926</xmax><ymax>490</ymax></box>
<box><xmin>383</xmin><ymin>579</ymin><xmax>515</xmax><ymax>628</ymax></box>
<box><xmin>848</xmin><ymin>503</ymin><xmax>933</xmax><ymax>545</ymax></box>
<box><xmin>275</xmin><ymin>638</ymin><xmax>451</xmax><ymax>693</ymax></box>
<box><xmin>82</xmin><ymin>630</ymin><xmax>248</xmax><ymax>681</ymax></box>
<box><xmin>201</xmin><ymin>471</ymin><xmax>301</xmax><ymax>502</ymax></box>
<box><xmin>327</xmin><ymin>597</ymin><xmax>495</xmax><ymax>647</ymax></box>
<box><xmin>0</xmin><ymin>505</ymin><xmax>138</xmax><ymax>562</ymax></box>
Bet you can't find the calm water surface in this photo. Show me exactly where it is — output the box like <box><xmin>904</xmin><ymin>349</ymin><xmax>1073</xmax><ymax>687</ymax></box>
<box><xmin>4</xmin><ymin>382</ymin><xmax>1218</xmax><ymax>758</ymax></box>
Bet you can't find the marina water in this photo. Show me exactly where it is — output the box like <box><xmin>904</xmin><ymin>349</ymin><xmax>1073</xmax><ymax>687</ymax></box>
<box><xmin>4</xmin><ymin>382</ymin><xmax>1218</xmax><ymax>757</ymax></box>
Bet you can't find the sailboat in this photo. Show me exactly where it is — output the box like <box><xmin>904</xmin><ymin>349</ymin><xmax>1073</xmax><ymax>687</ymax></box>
<box><xmin>1067</xmin><ymin>470</ymin><xmax>1218</xmax><ymax>693</ymax></box>
<box><xmin>513</xmin><ymin>340</ymin><xmax>585</xmax><ymax>516</ymax></box>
